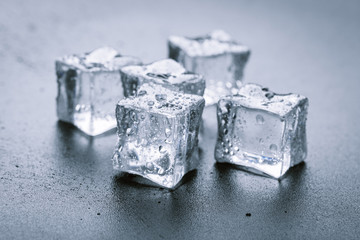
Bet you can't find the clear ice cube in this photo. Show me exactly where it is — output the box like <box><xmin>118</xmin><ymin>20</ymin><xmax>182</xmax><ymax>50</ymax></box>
<box><xmin>121</xmin><ymin>59</ymin><xmax>205</xmax><ymax>97</ymax></box>
<box><xmin>168</xmin><ymin>30</ymin><xmax>250</xmax><ymax>106</ymax></box>
<box><xmin>56</xmin><ymin>47</ymin><xmax>142</xmax><ymax>136</ymax></box>
<box><xmin>215</xmin><ymin>83</ymin><xmax>309</xmax><ymax>178</ymax></box>
<box><xmin>112</xmin><ymin>84</ymin><xmax>205</xmax><ymax>188</ymax></box>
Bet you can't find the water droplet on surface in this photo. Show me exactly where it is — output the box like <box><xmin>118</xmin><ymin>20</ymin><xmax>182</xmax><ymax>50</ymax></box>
<box><xmin>159</xmin><ymin>145</ymin><xmax>166</xmax><ymax>153</ymax></box>
<box><xmin>265</xmin><ymin>92</ymin><xmax>275</xmax><ymax>99</ymax></box>
<box><xmin>234</xmin><ymin>146</ymin><xmax>239</xmax><ymax>151</ymax></box>
<box><xmin>270</xmin><ymin>144</ymin><xmax>278</xmax><ymax>152</ymax></box>
<box><xmin>226</xmin><ymin>82</ymin><xmax>232</xmax><ymax>88</ymax></box>
<box><xmin>256</xmin><ymin>114</ymin><xmax>265</xmax><ymax>124</ymax></box>
<box><xmin>147</xmin><ymin>101</ymin><xmax>155</xmax><ymax>106</ymax></box>
<box><xmin>165</xmin><ymin>128</ymin><xmax>171</xmax><ymax>137</ymax></box>
<box><xmin>155</xmin><ymin>94</ymin><xmax>167</xmax><ymax>101</ymax></box>
<box><xmin>126</xmin><ymin>128</ymin><xmax>132</xmax><ymax>135</ymax></box>
<box><xmin>138</xmin><ymin>90</ymin><xmax>147</xmax><ymax>96</ymax></box>
<box><xmin>146</xmin><ymin>162</ymin><xmax>154</xmax><ymax>171</ymax></box>
<box><xmin>259</xmin><ymin>138</ymin><xmax>264</xmax><ymax>144</ymax></box>
<box><xmin>158</xmin><ymin>168</ymin><xmax>165</xmax><ymax>175</ymax></box>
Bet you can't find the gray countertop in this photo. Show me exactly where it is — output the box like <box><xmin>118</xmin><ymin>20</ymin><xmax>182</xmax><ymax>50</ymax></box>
<box><xmin>1</xmin><ymin>0</ymin><xmax>359</xmax><ymax>239</ymax></box>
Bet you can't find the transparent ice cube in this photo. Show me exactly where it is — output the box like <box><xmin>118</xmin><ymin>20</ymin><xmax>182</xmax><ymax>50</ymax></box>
<box><xmin>56</xmin><ymin>47</ymin><xmax>142</xmax><ymax>136</ymax></box>
<box><xmin>121</xmin><ymin>59</ymin><xmax>205</xmax><ymax>98</ymax></box>
<box><xmin>113</xmin><ymin>84</ymin><xmax>205</xmax><ymax>188</ymax></box>
<box><xmin>215</xmin><ymin>83</ymin><xmax>309</xmax><ymax>178</ymax></box>
<box><xmin>168</xmin><ymin>30</ymin><xmax>250</xmax><ymax>106</ymax></box>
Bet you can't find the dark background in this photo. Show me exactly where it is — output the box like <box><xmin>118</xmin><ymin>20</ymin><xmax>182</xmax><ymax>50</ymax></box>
<box><xmin>1</xmin><ymin>0</ymin><xmax>360</xmax><ymax>239</ymax></box>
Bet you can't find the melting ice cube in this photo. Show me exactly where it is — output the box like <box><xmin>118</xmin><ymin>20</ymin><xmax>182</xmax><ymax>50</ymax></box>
<box><xmin>56</xmin><ymin>47</ymin><xmax>142</xmax><ymax>136</ymax></box>
<box><xmin>215</xmin><ymin>83</ymin><xmax>309</xmax><ymax>178</ymax></box>
<box><xmin>168</xmin><ymin>30</ymin><xmax>250</xmax><ymax>106</ymax></box>
<box><xmin>113</xmin><ymin>84</ymin><xmax>205</xmax><ymax>188</ymax></box>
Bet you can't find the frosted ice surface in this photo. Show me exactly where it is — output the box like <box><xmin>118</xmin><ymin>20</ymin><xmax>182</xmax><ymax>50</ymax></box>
<box><xmin>215</xmin><ymin>83</ymin><xmax>309</xmax><ymax>178</ymax></box>
<box><xmin>56</xmin><ymin>47</ymin><xmax>142</xmax><ymax>136</ymax></box>
<box><xmin>168</xmin><ymin>30</ymin><xmax>250</xmax><ymax>105</ymax></box>
<box><xmin>121</xmin><ymin>59</ymin><xmax>205</xmax><ymax>97</ymax></box>
<box><xmin>113</xmin><ymin>84</ymin><xmax>205</xmax><ymax>188</ymax></box>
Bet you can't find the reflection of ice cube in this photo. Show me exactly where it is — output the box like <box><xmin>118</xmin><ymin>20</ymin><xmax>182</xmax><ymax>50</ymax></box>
<box><xmin>113</xmin><ymin>85</ymin><xmax>205</xmax><ymax>189</ymax></box>
<box><xmin>215</xmin><ymin>83</ymin><xmax>309</xmax><ymax>178</ymax></box>
<box><xmin>168</xmin><ymin>30</ymin><xmax>250</xmax><ymax>106</ymax></box>
<box><xmin>121</xmin><ymin>59</ymin><xmax>205</xmax><ymax>97</ymax></box>
<box><xmin>56</xmin><ymin>47</ymin><xmax>142</xmax><ymax>136</ymax></box>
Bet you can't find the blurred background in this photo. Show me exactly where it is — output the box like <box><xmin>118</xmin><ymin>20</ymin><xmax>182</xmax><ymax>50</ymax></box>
<box><xmin>0</xmin><ymin>0</ymin><xmax>359</xmax><ymax>239</ymax></box>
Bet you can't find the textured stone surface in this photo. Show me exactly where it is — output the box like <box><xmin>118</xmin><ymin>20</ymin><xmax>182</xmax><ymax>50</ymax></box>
<box><xmin>0</xmin><ymin>0</ymin><xmax>360</xmax><ymax>239</ymax></box>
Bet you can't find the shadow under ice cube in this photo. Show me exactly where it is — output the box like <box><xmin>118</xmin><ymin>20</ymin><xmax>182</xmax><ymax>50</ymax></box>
<box><xmin>215</xmin><ymin>84</ymin><xmax>309</xmax><ymax>178</ymax></box>
<box><xmin>56</xmin><ymin>47</ymin><xmax>142</xmax><ymax>136</ymax></box>
<box><xmin>113</xmin><ymin>85</ymin><xmax>205</xmax><ymax>188</ymax></box>
<box><xmin>168</xmin><ymin>30</ymin><xmax>250</xmax><ymax>106</ymax></box>
<box><xmin>120</xmin><ymin>59</ymin><xmax>205</xmax><ymax>97</ymax></box>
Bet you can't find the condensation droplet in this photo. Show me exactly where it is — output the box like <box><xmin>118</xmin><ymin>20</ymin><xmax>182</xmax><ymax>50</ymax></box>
<box><xmin>155</xmin><ymin>94</ymin><xmax>167</xmax><ymax>101</ymax></box>
<box><xmin>256</xmin><ymin>114</ymin><xmax>265</xmax><ymax>124</ymax></box>
<box><xmin>165</xmin><ymin>128</ymin><xmax>171</xmax><ymax>138</ymax></box>
<box><xmin>138</xmin><ymin>90</ymin><xmax>147</xmax><ymax>96</ymax></box>
<box><xmin>146</xmin><ymin>162</ymin><xmax>154</xmax><ymax>170</ymax></box>
<box><xmin>159</xmin><ymin>145</ymin><xmax>166</xmax><ymax>153</ymax></box>
<box><xmin>147</xmin><ymin>101</ymin><xmax>155</xmax><ymax>106</ymax></box>
<box><xmin>270</xmin><ymin>144</ymin><xmax>278</xmax><ymax>152</ymax></box>
<box><xmin>265</xmin><ymin>92</ymin><xmax>274</xmax><ymax>99</ymax></box>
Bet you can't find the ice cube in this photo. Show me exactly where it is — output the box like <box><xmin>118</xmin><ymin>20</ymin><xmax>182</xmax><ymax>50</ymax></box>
<box><xmin>168</xmin><ymin>30</ymin><xmax>251</xmax><ymax>106</ymax></box>
<box><xmin>112</xmin><ymin>84</ymin><xmax>205</xmax><ymax>188</ymax></box>
<box><xmin>215</xmin><ymin>83</ymin><xmax>309</xmax><ymax>178</ymax></box>
<box><xmin>121</xmin><ymin>59</ymin><xmax>205</xmax><ymax>97</ymax></box>
<box><xmin>56</xmin><ymin>47</ymin><xmax>142</xmax><ymax>136</ymax></box>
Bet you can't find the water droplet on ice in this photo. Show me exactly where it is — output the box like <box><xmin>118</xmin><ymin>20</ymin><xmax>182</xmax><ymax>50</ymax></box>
<box><xmin>159</xmin><ymin>145</ymin><xmax>166</xmax><ymax>153</ymax></box>
<box><xmin>138</xmin><ymin>90</ymin><xmax>147</xmax><ymax>96</ymax></box>
<box><xmin>155</xmin><ymin>94</ymin><xmax>167</xmax><ymax>101</ymax></box>
<box><xmin>165</xmin><ymin>128</ymin><xmax>171</xmax><ymax>137</ymax></box>
<box><xmin>256</xmin><ymin>114</ymin><xmax>265</xmax><ymax>124</ymax></box>
<box><xmin>265</xmin><ymin>92</ymin><xmax>274</xmax><ymax>99</ymax></box>
<box><xmin>146</xmin><ymin>162</ymin><xmax>154</xmax><ymax>171</ymax></box>
<box><xmin>148</xmin><ymin>101</ymin><xmax>155</xmax><ymax>106</ymax></box>
<box><xmin>270</xmin><ymin>144</ymin><xmax>278</xmax><ymax>152</ymax></box>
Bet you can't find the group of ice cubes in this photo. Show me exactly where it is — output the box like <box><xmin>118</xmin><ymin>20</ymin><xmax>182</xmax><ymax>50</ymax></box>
<box><xmin>56</xmin><ymin>47</ymin><xmax>142</xmax><ymax>136</ymax></box>
<box><xmin>112</xmin><ymin>84</ymin><xmax>205</xmax><ymax>188</ymax></box>
<box><xmin>215</xmin><ymin>83</ymin><xmax>309</xmax><ymax>178</ymax></box>
<box><xmin>55</xmin><ymin>30</ymin><xmax>309</xmax><ymax>187</ymax></box>
<box><xmin>120</xmin><ymin>59</ymin><xmax>205</xmax><ymax>97</ymax></box>
<box><xmin>168</xmin><ymin>30</ymin><xmax>251</xmax><ymax>106</ymax></box>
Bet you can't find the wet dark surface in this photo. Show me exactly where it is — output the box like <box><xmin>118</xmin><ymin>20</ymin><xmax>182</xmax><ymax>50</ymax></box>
<box><xmin>1</xmin><ymin>0</ymin><xmax>360</xmax><ymax>239</ymax></box>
